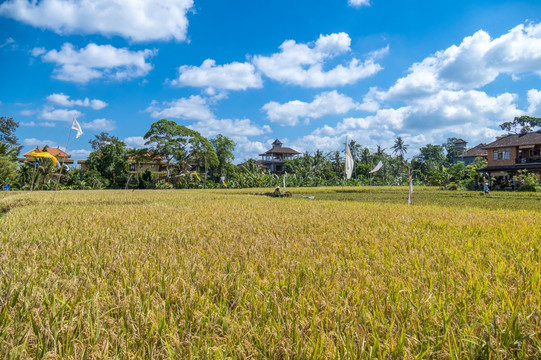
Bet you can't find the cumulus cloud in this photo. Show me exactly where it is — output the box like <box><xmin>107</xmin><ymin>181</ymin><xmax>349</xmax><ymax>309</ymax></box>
<box><xmin>124</xmin><ymin>136</ymin><xmax>147</xmax><ymax>148</ymax></box>
<box><xmin>262</xmin><ymin>90</ymin><xmax>363</xmax><ymax>126</ymax></box>
<box><xmin>70</xmin><ymin>149</ymin><xmax>91</xmax><ymax>158</ymax></box>
<box><xmin>234</xmin><ymin>137</ymin><xmax>269</xmax><ymax>162</ymax></box>
<box><xmin>47</xmin><ymin>93</ymin><xmax>108</xmax><ymax>110</ymax></box>
<box><xmin>172</xmin><ymin>59</ymin><xmax>263</xmax><ymax>91</ymax></box>
<box><xmin>82</xmin><ymin>118</ymin><xmax>116</xmax><ymax>131</ymax></box>
<box><xmin>35</xmin><ymin>43</ymin><xmax>156</xmax><ymax>83</ymax></box>
<box><xmin>191</xmin><ymin>118</ymin><xmax>271</xmax><ymax>138</ymax></box>
<box><xmin>146</xmin><ymin>95</ymin><xmax>214</xmax><ymax>121</ymax></box>
<box><xmin>253</xmin><ymin>32</ymin><xmax>384</xmax><ymax>87</ymax></box>
<box><xmin>22</xmin><ymin>138</ymin><xmax>57</xmax><ymax>147</ymax></box>
<box><xmin>527</xmin><ymin>89</ymin><xmax>541</xmax><ymax>115</ymax></box>
<box><xmin>299</xmin><ymin>89</ymin><xmax>521</xmax><ymax>156</ymax></box>
<box><xmin>292</xmin><ymin>22</ymin><xmax>541</xmax><ymax>157</ymax></box>
<box><xmin>348</xmin><ymin>0</ymin><xmax>370</xmax><ymax>8</ymax></box>
<box><xmin>40</xmin><ymin>107</ymin><xmax>82</xmax><ymax>121</ymax></box>
<box><xmin>147</xmin><ymin>95</ymin><xmax>272</xmax><ymax>143</ymax></box>
<box><xmin>0</xmin><ymin>0</ymin><xmax>194</xmax><ymax>42</ymax></box>
<box><xmin>379</xmin><ymin>23</ymin><xmax>541</xmax><ymax>102</ymax></box>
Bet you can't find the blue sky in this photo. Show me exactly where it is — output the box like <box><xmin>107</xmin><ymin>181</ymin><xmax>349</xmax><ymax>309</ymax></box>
<box><xmin>1</xmin><ymin>0</ymin><xmax>541</xmax><ymax>162</ymax></box>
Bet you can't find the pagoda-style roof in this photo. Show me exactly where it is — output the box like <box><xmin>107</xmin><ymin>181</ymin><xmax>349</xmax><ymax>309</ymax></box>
<box><xmin>23</xmin><ymin>146</ymin><xmax>70</xmax><ymax>158</ymax></box>
<box><xmin>259</xmin><ymin>139</ymin><xmax>300</xmax><ymax>156</ymax></box>
<box><xmin>260</xmin><ymin>147</ymin><xmax>301</xmax><ymax>156</ymax></box>
<box><xmin>453</xmin><ymin>139</ymin><xmax>467</xmax><ymax>145</ymax></box>
<box><xmin>483</xmin><ymin>131</ymin><xmax>541</xmax><ymax>149</ymax></box>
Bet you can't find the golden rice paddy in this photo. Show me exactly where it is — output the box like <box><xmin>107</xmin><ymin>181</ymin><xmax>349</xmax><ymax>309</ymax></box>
<box><xmin>1</xmin><ymin>188</ymin><xmax>540</xmax><ymax>358</ymax></box>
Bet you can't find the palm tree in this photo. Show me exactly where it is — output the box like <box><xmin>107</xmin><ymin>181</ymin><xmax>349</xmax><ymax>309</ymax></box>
<box><xmin>391</xmin><ymin>136</ymin><xmax>408</xmax><ymax>165</ymax></box>
<box><xmin>348</xmin><ymin>140</ymin><xmax>362</xmax><ymax>161</ymax></box>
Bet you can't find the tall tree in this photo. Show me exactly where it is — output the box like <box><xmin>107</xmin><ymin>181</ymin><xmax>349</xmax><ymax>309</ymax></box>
<box><xmin>144</xmin><ymin>119</ymin><xmax>193</xmax><ymax>179</ymax></box>
<box><xmin>0</xmin><ymin>117</ymin><xmax>21</xmax><ymax>187</ymax></box>
<box><xmin>0</xmin><ymin>116</ymin><xmax>19</xmax><ymax>146</ymax></box>
<box><xmin>500</xmin><ymin>116</ymin><xmax>541</xmax><ymax>134</ymax></box>
<box><xmin>391</xmin><ymin>136</ymin><xmax>408</xmax><ymax>165</ymax></box>
<box><xmin>189</xmin><ymin>133</ymin><xmax>218</xmax><ymax>176</ymax></box>
<box><xmin>211</xmin><ymin>134</ymin><xmax>236</xmax><ymax>177</ymax></box>
<box><xmin>87</xmin><ymin>132</ymin><xmax>128</xmax><ymax>188</ymax></box>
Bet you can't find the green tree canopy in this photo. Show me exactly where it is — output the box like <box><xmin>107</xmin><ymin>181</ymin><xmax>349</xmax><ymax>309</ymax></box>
<box><xmin>87</xmin><ymin>132</ymin><xmax>128</xmax><ymax>188</ymax></box>
<box><xmin>500</xmin><ymin>116</ymin><xmax>541</xmax><ymax>134</ymax></box>
<box><xmin>0</xmin><ymin>116</ymin><xmax>19</xmax><ymax>146</ymax></box>
<box><xmin>144</xmin><ymin>119</ymin><xmax>196</xmax><ymax>179</ymax></box>
<box><xmin>211</xmin><ymin>134</ymin><xmax>236</xmax><ymax>177</ymax></box>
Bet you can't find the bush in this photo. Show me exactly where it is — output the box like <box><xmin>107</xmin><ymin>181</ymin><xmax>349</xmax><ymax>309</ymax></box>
<box><xmin>513</xmin><ymin>170</ymin><xmax>539</xmax><ymax>192</ymax></box>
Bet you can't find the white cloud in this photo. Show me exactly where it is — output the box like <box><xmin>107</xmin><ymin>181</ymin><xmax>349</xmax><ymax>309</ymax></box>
<box><xmin>69</xmin><ymin>149</ymin><xmax>91</xmax><ymax>158</ymax></box>
<box><xmin>262</xmin><ymin>90</ymin><xmax>363</xmax><ymax>126</ymax></box>
<box><xmin>172</xmin><ymin>59</ymin><xmax>263</xmax><ymax>91</ymax></box>
<box><xmin>20</xmin><ymin>121</ymin><xmax>36</xmax><ymax>127</ymax></box>
<box><xmin>37</xmin><ymin>43</ymin><xmax>156</xmax><ymax>83</ymax></box>
<box><xmin>527</xmin><ymin>89</ymin><xmax>541</xmax><ymax>115</ymax></box>
<box><xmin>191</xmin><ymin>118</ymin><xmax>271</xmax><ymax>138</ymax></box>
<box><xmin>40</xmin><ymin>107</ymin><xmax>82</xmax><ymax>121</ymax></box>
<box><xmin>31</xmin><ymin>47</ymin><xmax>46</xmax><ymax>56</ymax></box>
<box><xmin>380</xmin><ymin>23</ymin><xmax>541</xmax><ymax>102</ymax></box>
<box><xmin>20</xmin><ymin>109</ymin><xmax>35</xmax><ymax>116</ymax></box>
<box><xmin>298</xmin><ymin>89</ymin><xmax>521</xmax><ymax>157</ymax></box>
<box><xmin>124</xmin><ymin>136</ymin><xmax>146</xmax><ymax>148</ymax></box>
<box><xmin>0</xmin><ymin>0</ymin><xmax>194</xmax><ymax>42</ymax></box>
<box><xmin>253</xmin><ymin>32</ymin><xmax>384</xmax><ymax>87</ymax></box>
<box><xmin>348</xmin><ymin>0</ymin><xmax>370</xmax><ymax>8</ymax></box>
<box><xmin>146</xmin><ymin>95</ymin><xmax>214</xmax><ymax>121</ymax></box>
<box><xmin>304</xmin><ymin>22</ymin><xmax>541</xmax><ymax>157</ymax></box>
<box><xmin>47</xmin><ymin>93</ymin><xmax>108</xmax><ymax>110</ymax></box>
<box><xmin>22</xmin><ymin>138</ymin><xmax>57</xmax><ymax>147</ymax></box>
<box><xmin>82</xmin><ymin>118</ymin><xmax>116</xmax><ymax>131</ymax></box>
<box><xmin>0</xmin><ymin>37</ymin><xmax>15</xmax><ymax>48</ymax></box>
<box><xmin>234</xmin><ymin>137</ymin><xmax>269</xmax><ymax>162</ymax></box>
<box><xmin>147</xmin><ymin>95</ymin><xmax>272</xmax><ymax>141</ymax></box>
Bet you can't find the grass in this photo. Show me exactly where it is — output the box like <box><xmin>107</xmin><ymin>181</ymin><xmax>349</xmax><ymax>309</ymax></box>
<box><xmin>0</xmin><ymin>187</ymin><xmax>540</xmax><ymax>358</ymax></box>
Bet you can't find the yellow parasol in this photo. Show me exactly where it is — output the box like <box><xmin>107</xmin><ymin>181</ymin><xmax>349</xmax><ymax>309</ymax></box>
<box><xmin>29</xmin><ymin>152</ymin><xmax>58</xmax><ymax>167</ymax></box>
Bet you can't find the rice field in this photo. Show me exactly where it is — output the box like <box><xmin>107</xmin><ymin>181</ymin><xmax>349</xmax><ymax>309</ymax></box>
<box><xmin>1</xmin><ymin>187</ymin><xmax>540</xmax><ymax>359</ymax></box>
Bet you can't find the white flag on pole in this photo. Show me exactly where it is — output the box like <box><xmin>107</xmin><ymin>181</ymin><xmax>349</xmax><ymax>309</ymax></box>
<box><xmin>72</xmin><ymin>116</ymin><xmax>83</xmax><ymax>139</ymax></box>
<box><xmin>369</xmin><ymin>160</ymin><xmax>383</xmax><ymax>174</ymax></box>
<box><xmin>345</xmin><ymin>144</ymin><xmax>354</xmax><ymax>180</ymax></box>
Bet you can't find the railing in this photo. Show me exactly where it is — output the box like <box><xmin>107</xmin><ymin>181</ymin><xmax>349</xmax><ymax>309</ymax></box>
<box><xmin>516</xmin><ymin>157</ymin><xmax>541</xmax><ymax>164</ymax></box>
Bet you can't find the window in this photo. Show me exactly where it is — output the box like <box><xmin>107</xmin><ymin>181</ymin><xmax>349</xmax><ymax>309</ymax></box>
<box><xmin>129</xmin><ymin>164</ymin><xmax>135</xmax><ymax>171</ymax></box>
<box><xmin>493</xmin><ymin>148</ymin><xmax>510</xmax><ymax>161</ymax></box>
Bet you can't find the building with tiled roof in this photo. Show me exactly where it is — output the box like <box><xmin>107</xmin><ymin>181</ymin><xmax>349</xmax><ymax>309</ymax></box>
<box><xmin>18</xmin><ymin>146</ymin><xmax>74</xmax><ymax>165</ymax></box>
<box><xmin>453</xmin><ymin>142</ymin><xmax>488</xmax><ymax>165</ymax></box>
<box><xmin>479</xmin><ymin>131</ymin><xmax>541</xmax><ymax>187</ymax></box>
<box><xmin>259</xmin><ymin>139</ymin><xmax>301</xmax><ymax>174</ymax></box>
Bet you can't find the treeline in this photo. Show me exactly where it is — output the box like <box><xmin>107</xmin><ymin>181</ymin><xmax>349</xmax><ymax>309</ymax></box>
<box><xmin>1</xmin><ymin>116</ymin><xmax>493</xmax><ymax>191</ymax></box>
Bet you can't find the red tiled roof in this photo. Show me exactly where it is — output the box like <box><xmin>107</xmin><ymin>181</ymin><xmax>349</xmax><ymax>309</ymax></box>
<box><xmin>23</xmin><ymin>147</ymin><xmax>70</xmax><ymax>158</ymax></box>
